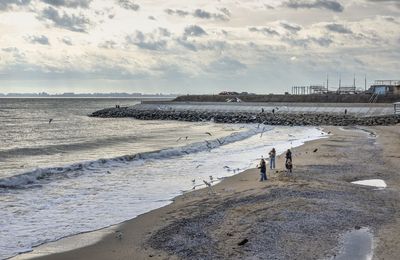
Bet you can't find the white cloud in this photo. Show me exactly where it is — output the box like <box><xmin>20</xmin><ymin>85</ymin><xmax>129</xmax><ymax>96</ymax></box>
<box><xmin>0</xmin><ymin>0</ymin><xmax>398</xmax><ymax>93</ymax></box>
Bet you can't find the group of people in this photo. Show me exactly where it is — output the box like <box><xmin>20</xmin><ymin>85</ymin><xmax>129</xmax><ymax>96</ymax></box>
<box><xmin>258</xmin><ymin>148</ymin><xmax>293</xmax><ymax>181</ymax></box>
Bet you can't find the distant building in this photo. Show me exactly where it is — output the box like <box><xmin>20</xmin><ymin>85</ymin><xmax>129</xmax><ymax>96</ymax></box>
<box><xmin>368</xmin><ymin>80</ymin><xmax>400</xmax><ymax>95</ymax></box>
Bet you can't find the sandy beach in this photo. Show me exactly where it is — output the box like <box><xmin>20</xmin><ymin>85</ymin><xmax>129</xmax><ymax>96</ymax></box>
<box><xmin>19</xmin><ymin>125</ymin><xmax>400</xmax><ymax>260</ymax></box>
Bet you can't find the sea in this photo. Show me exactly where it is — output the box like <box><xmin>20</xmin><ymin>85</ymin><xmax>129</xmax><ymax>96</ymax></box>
<box><xmin>0</xmin><ymin>98</ymin><xmax>324</xmax><ymax>259</ymax></box>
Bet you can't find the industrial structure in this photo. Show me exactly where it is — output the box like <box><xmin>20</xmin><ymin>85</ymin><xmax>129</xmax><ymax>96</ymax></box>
<box><xmin>367</xmin><ymin>80</ymin><xmax>400</xmax><ymax>95</ymax></box>
<box><xmin>291</xmin><ymin>75</ymin><xmax>400</xmax><ymax>96</ymax></box>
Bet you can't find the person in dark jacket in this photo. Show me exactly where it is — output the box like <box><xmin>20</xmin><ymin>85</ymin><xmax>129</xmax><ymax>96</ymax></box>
<box><xmin>258</xmin><ymin>158</ymin><xmax>267</xmax><ymax>181</ymax></box>
<box><xmin>285</xmin><ymin>149</ymin><xmax>292</xmax><ymax>174</ymax></box>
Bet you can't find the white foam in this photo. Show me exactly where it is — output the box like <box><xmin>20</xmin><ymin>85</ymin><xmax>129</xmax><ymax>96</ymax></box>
<box><xmin>352</xmin><ymin>179</ymin><xmax>387</xmax><ymax>188</ymax></box>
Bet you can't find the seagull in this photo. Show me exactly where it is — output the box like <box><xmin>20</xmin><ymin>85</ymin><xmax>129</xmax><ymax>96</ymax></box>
<box><xmin>205</xmin><ymin>132</ymin><xmax>212</xmax><ymax>136</ymax></box>
<box><xmin>185</xmin><ymin>136</ymin><xmax>188</xmax><ymax>140</ymax></box>
<box><xmin>260</xmin><ymin>126</ymin><xmax>266</xmax><ymax>138</ymax></box>
<box><xmin>48</xmin><ymin>119</ymin><xmax>53</xmax><ymax>124</ymax></box>
<box><xmin>209</xmin><ymin>175</ymin><xmax>214</xmax><ymax>182</ymax></box>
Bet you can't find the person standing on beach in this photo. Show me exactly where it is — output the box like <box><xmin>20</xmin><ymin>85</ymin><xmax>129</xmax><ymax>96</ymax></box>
<box><xmin>258</xmin><ymin>158</ymin><xmax>267</xmax><ymax>181</ymax></box>
<box><xmin>285</xmin><ymin>149</ymin><xmax>293</xmax><ymax>175</ymax></box>
<box><xmin>269</xmin><ymin>148</ymin><xmax>276</xmax><ymax>169</ymax></box>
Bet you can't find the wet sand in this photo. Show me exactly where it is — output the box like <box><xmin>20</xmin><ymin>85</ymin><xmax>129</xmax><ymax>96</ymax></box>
<box><xmin>16</xmin><ymin>125</ymin><xmax>400</xmax><ymax>260</ymax></box>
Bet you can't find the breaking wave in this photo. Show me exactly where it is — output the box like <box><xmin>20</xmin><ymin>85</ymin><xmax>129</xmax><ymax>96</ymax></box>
<box><xmin>0</xmin><ymin>125</ymin><xmax>272</xmax><ymax>189</ymax></box>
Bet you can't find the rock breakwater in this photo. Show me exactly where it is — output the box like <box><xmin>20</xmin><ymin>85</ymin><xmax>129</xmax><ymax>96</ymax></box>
<box><xmin>91</xmin><ymin>107</ymin><xmax>400</xmax><ymax>126</ymax></box>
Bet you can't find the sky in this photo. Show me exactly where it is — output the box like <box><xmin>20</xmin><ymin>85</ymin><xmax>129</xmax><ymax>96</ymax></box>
<box><xmin>0</xmin><ymin>0</ymin><xmax>399</xmax><ymax>94</ymax></box>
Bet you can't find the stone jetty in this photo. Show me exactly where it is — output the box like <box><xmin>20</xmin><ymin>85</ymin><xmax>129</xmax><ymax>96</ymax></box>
<box><xmin>91</xmin><ymin>102</ymin><xmax>400</xmax><ymax>126</ymax></box>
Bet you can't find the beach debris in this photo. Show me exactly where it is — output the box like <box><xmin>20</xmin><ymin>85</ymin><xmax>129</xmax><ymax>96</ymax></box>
<box><xmin>238</xmin><ymin>238</ymin><xmax>249</xmax><ymax>246</ymax></box>
<box><xmin>313</xmin><ymin>148</ymin><xmax>318</xmax><ymax>153</ymax></box>
<box><xmin>217</xmin><ymin>138</ymin><xmax>224</xmax><ymax>145</ymax></box>
<box><xmin>115</xmin><ymin>230</ymin><xmax>123</xmax><ymax>240</ymax></box>
<box><xmin>227</xmin><ymin>232</ymin><xmax>233</xmax><ymax>236</ymax></box>
<box><xmin>106</xmin><ymin>171</ymin><xmax>111</xmax><ymax>174</ymax></box>
<box><xmin>327</xmin><ymin>131</ymin><xmax>332</xmax><ymax>134</ymax></box>
<box><xmin>176</xmin><ymin>137</ymin><xmax>182</xmax><ymax>142</ymax></box>
<box><xmin>205</xmin><ymin>132</ymin><xmax>212</xmax><ymax>136</ymax></box>
<box><xmin>196</xmin><ymin>164</ymin><xmax>202</xmax><ymax>168</ymax></box>
<box><xmin>48</xmin><ymin>118</ymin><xmax>53</xmax><ymax>124</ymax></box>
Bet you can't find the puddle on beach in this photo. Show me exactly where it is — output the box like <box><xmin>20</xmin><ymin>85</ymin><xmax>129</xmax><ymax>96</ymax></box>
<box><xmin>334</xmin><ymin>227</ymin><xmax>373</xmax><ymax>260</ymax></box>
<box><xmin>351</xmin><ymin>179</ymin><xmax>387</xmax><ymax>189</ymax></box>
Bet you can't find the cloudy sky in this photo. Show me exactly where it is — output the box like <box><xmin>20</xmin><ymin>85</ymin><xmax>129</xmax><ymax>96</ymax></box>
<box><xmin>0</xmin><ymin>0</ymin><xmax>399</xmax><ymax>94</ymax></box>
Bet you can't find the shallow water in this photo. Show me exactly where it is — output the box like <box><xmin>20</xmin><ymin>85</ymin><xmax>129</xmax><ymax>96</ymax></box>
<box><xmin>334</xmin><ymin>228</ymin><xmax>373</xmax><ymax>260</ymax></box>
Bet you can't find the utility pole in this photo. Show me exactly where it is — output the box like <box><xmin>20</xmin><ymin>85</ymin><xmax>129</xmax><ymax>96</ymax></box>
<box><xmin>327</xmin><ymin>73</ymin><xmax>329</xmax><ymax>93</ymax></box>
<box><xmin>364</xmin><ymin>75</ymin><xmax>367</xmax><ymax>91</ymax></box>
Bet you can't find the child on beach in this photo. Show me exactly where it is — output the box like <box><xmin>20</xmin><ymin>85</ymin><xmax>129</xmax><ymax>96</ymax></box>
<box><xmin>269</xmin><ymin>148</ymin><xmax>276</xmax><ymax>169</ymax></box>
<box><xmin>285</xmin><ymin>149</ymin><xmax>293</xmax><ymax>175</ymax></box>
<box><xmin>285</xmin><ymin>158</ymin><xmax>293</xmax><ymax>175</ymax></box>
<box><xmin>258</xmin><ymin>158</ymin><xmax>267</xmax><ymax>181</ymax></box>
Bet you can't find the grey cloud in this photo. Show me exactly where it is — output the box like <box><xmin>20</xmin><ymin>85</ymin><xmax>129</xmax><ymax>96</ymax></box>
<box><xmin>219</xmin><ymin>8</ymin><xmax>231</xmax><ymax>17</ymax></box>
<box><xmin>41</xmin><ymin>0</ymin><xmax>91</xmax><ymax>8</ymax></box>
<box><xmin>284</xmin><ymin>0</ymin><xmax>344</xmax><ymax>12</ymax></box>
<box><xmin>27</xmin><ymin>35</ymin><xmax>50</xmax><ymax>45</ymax></box>
<box><xmin>2</xmin><ymin>47</ymin><xmax>19</xmax><ymax>52</ymax></box>
<box><xmin>117</xmin><ymin>0</ymin><xmax>139</xmax><ymax>11</ymax></box>
<box><xmin>325</xmin><ymin>23</ymin><xmax>352</xmax><ymax>34</ymax></box>
<box><xmin>281</xmin><ymin>22</ymin><xmax>302</xmax><ymax>33</ymax></box>
<box><xmin>208</xmin><ymin>57</ymin><xmax>247</xmax><ymax>72</ymax></box>
<box><xmin>284</xmin><ymin>35</ymin><xmax>332</xmax><ymax>47</ymax></box>
<box><xmin>310</xmin><ymin>36</ymin><xmax>333</xmax><ymax>46</ymax></box>
<box><xmin>0</xmin><ymin>0</ymin><xmax>30</xmax><ymax>11</ymax></box>
<box><xmin>176</xmin><ymin>38</ymin><xmax>197</xmax><ymax>51</ymax></box>
<box><xmin>41</xmin><ymin>6</ymin><xmax>90</xmax><ymax>32</ymax></box>
<box><xmin>126</xmin><ymin>30</ymin><xmax>168</xmax><ymax>51</ymax></box>
<box><xmin>165</xmin><ymin>8</ymin><xmax>230</xmax><ymax>21</ymax></box>
<box><xmin>366</xmin><ymin>0</ymin><xmax>400</xmax><ymax>8</ymax></box>
<box><xmin>99</xmin><ymin>40</ymin><xmax>117</xmax><ymax>49</ymax></box>
<box><xmin>61</xmin><ymin>37</ymin><xmax>72</xmax><ymax>45</ymax></box>
<box><xmin>164</xmin><ymin>8</ymin><xmax>189</xmax><ymax>16</ymax></box>
<box><xmin>184</xmin><ymin>25</ymin><xmax>207</xmax><ymax>37</ymax></box>
<box><xmin>249</xmin><ymin>27</ymin><xmax>280</xmax><ymax>36</ymax></box>
<box><xmin>193</xmin><ymin>8</ymin><xmax>229</xmax><ymax>21</ymax></box>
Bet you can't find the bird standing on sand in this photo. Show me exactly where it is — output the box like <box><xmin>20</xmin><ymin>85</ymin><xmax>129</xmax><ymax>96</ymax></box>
<box><xmin>48</xmin><ymin>119</ymin><xmax>53</xmax><ymax>124</ymax></box>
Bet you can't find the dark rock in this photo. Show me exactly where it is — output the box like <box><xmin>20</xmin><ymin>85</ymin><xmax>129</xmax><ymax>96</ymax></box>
<box><xmin>238</xmin><ymin>238</ymin><xmax>249</xmax><ymax>246</ymax></box>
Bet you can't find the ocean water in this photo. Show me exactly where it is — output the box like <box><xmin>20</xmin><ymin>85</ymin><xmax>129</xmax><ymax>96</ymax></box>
<box><xmin>0</xmin><ymin>98</ymin><xmax>324</xmax><ymax>259</ymax></box>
